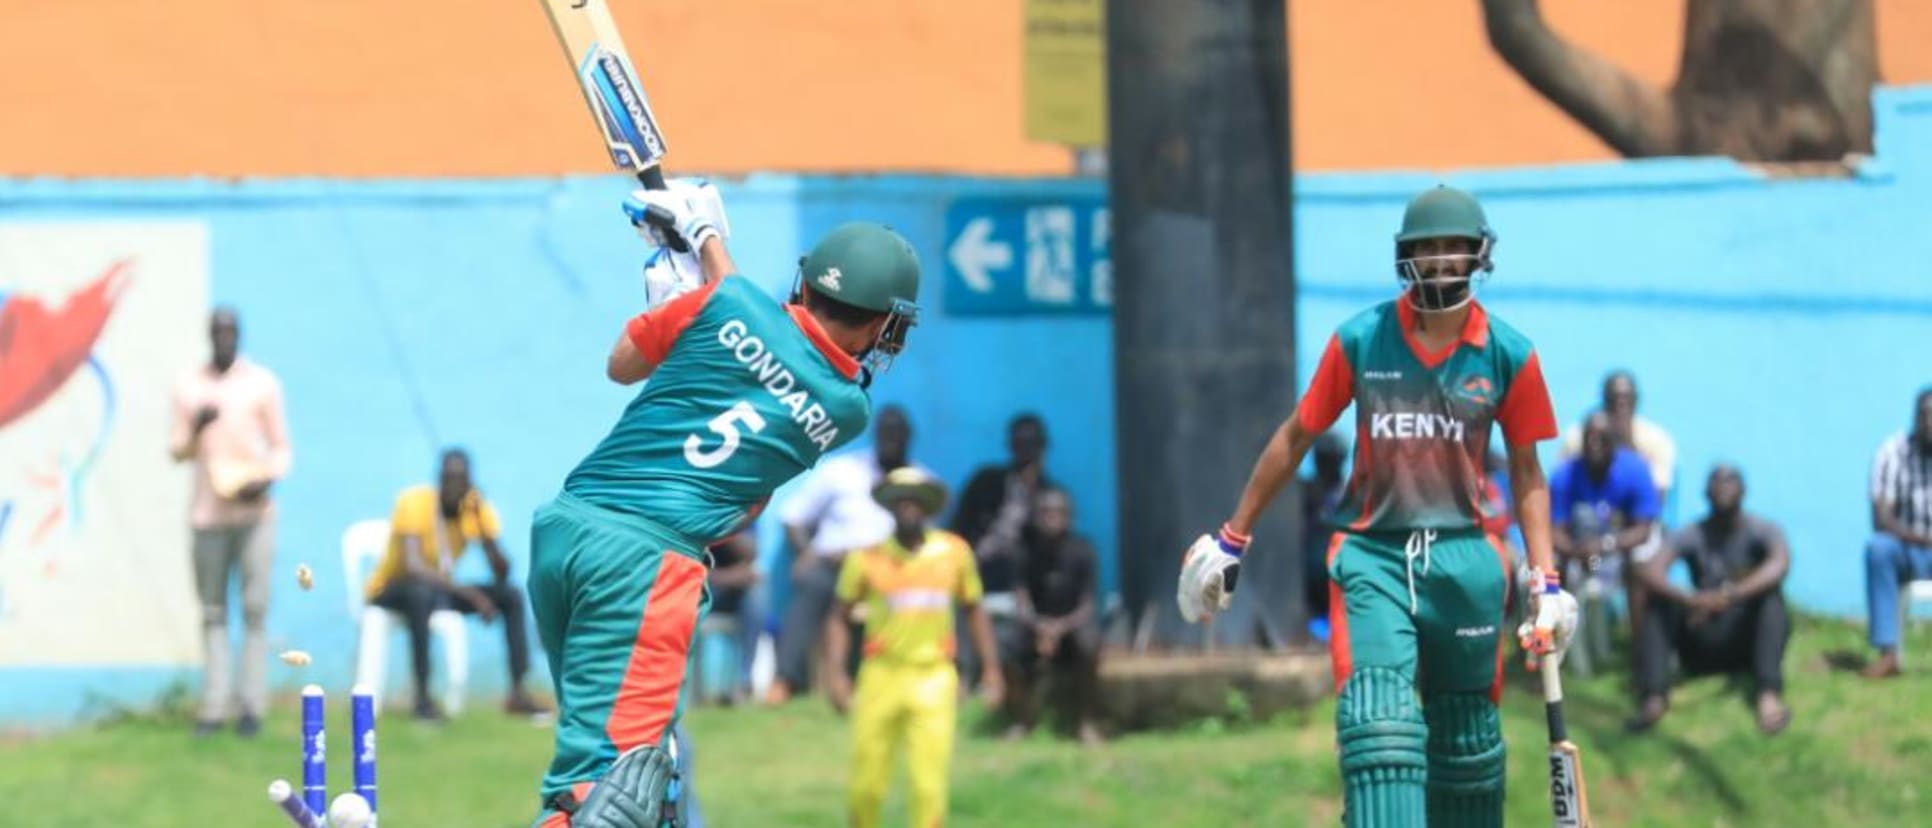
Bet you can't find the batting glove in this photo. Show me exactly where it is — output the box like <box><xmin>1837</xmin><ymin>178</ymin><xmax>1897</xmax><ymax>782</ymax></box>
<box><xmin>1517</xmin><ymin>568</ymin><xmax>1580</xmax><ymax>671</ymax></box>
<box><xmin>641</xmin><ymin>247</ymin><xmax>704</xmax><ymax>310</ymax></box>
<box><xmin>1177</xmin><ymin>525</ymin><xmax>1247</xmax><ymax>624</ymax></box>
<box><xmin>623</xmin><ymin>180</ymin><xmax>724</xmax><ymax>251</ymax></box>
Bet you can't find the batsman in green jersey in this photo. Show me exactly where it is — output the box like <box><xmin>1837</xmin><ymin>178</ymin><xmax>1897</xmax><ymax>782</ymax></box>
<box><xmin>527</xmin><ymin>185</ymin><xmax>923</xmax><ymax>828</ymax></box>
<box><xmin>1178</xmin><ymin>186</ymin><xmax>1581</xmax><ymax>827</ymax></box>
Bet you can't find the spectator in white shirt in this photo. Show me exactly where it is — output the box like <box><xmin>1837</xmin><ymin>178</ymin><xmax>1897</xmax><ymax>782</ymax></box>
<box><xmin>1862</xmin><ymin>388</ymin><xmax>1932</xmax><ymax>679</ymax></box>
<box><xmin>767</xmin><ymin>405</ymin><xmax>925</xmax><ymax>703</ymax></box>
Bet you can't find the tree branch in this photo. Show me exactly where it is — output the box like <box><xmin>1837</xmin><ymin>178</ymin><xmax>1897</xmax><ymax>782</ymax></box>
<box><xmin>1480</xmin><ymin>0</ymin><xmax>1680</xmax><ymax>157</ymax></box>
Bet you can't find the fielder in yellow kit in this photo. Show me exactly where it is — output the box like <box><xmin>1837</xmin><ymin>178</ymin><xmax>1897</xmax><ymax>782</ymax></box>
<box><xmin>824</xmin><ymin>467</ymin><xmax>1003</xmax><ymax>828</ymax></box>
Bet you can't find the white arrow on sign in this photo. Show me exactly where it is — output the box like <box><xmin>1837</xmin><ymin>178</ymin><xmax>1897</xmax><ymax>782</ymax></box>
<box><xmin>948</xmin><ymin>217</ymin><xmax>1012</xmax><ymax>293</ymax></box>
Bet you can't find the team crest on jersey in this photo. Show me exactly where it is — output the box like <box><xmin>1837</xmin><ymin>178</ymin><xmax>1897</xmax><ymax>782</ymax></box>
<box><xmin>817</xmin><ymin>267</ymin><xmax>843</xmax><ymax>291</ymax></box>
<box><xmin>1457</xmin><ymin>376</ymin><xmax>1494</xmax><ymax>406</ymax></box>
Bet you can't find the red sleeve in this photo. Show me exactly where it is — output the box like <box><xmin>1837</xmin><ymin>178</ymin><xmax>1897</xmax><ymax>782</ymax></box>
<box><xmin>625</xmin><ymin>280</ymin><xmax>722</xmax><ymax>365</ymax></box>
<box><xmin>1296</xmin><ymin>334</ymin><xmax>1355</xmax><ymax>433</ymax></box>
<box><xmin>1497</xmin><ymin>350</ymin><xmax>1559</xmax><ymax>444</ymax></box>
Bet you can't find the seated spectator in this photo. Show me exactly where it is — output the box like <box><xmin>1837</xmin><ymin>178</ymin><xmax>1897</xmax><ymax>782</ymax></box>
<box><xmin>1551</xmin><ymin>412</ymin><xmax>1661</xmax><ymax>671</ymax></box>
<box><xmin>1561</xmin><ymin>370</ymin><xmax>1678</xmax><ymax>511</ymax></box>
<box><xmin>1300</xmin><ymin>433</ymin><xmax>1347</xmax><ymax>634</ymax></box>
<box><xmin>1628</xmin><ymin>465</ymin><xmax>1792</xmax><ymax>734</ymax></box>
<box><xmin>698</xmin><ymin>531</ymin><xmax>759</xmax><ymax>704</ymax></box>
<box><xmin>952</xmin><ymin>413</ymin><xmax>1053</xmax><ymax>688</ymax></box>
<box><xmin>770</xmin><ymin>405</ymin><xmax>922</xmax><ymax>703</ymax></box>
<box><xmin>1003</xmin><ymin>487</ymin><xmax>1103</xmax><ymax>744</ymax></box>
<box><xmin>1862</xmin><ymin>387</ymin><xmax>1932</xmax><ymax>679</ymax></box>
<box><xmin>1553</xmin><ymin>413</ymin><xmax>1662</xmax><ymax>583</ymax></box>
<box><xmin>363</xmin><ymin>449</ymin><xmax>545</xmax><ymax>720</ymax></box>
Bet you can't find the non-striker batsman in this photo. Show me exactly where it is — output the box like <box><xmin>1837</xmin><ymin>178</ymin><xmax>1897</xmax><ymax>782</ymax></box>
<box><xmin>1177</xmin><ymin>185</ymin><xmax>1581</xmax><ymax>826</ymax></box>
<box><xmin>526</xmin><ymin>185</ymin><xmax>922</xmax><ymax>827</ymax></box>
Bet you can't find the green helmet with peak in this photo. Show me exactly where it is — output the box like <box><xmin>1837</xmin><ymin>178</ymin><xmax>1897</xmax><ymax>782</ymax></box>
<box><xmin>794</xmin><ymin>222</ymin><xmax>923</xmax><ymax>375</ymax></box>
<box><xmin>800</xmin><ymin>222</ymin><xmax>921</xmax><ymax>313</ymax></box>
<box><xmin>1395</xmin><ymin>185</ymin><xmax>1493</xmax><ymax>245</ymax></box>
<box><xmin>1393</xmin><ymin>185</ymin><xmax>1496</xmax><ymax>312</ymax></box>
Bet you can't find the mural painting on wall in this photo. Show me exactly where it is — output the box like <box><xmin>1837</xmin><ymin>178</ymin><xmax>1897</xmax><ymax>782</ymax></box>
<box><xmin>0</xmin><ymin>222</ymin><xmax>207</xmax><ymax>666</ymax></box>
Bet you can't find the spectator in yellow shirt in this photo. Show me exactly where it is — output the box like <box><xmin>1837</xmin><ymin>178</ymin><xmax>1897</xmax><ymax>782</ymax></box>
<box><xmin>365</xmin><ymin>449</ymin><xmax>546</xmax><ymax>720</ymax></box>
<box><xmin>826</xmin><ymin>467</ymin><xmax>1003</xmax><ymax>828</ymax></box>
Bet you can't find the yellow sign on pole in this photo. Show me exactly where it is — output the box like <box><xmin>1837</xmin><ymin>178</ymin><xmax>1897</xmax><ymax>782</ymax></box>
<box><xmin>1023</xmin><ymin>0</ymin><xmax>1107</xmax><ymax>147</ymax></box>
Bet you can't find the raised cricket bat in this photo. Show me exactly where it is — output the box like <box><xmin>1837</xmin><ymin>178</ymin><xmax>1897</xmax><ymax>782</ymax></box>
<box><xmin>541</xmin><ymin>0</ymin><xmax>689</xmax><ymax>251</ymax></box>
<box><xmin>1542</xmin><ymin>661</ymin><xmax>1593</xmax><ymax>827</ymax></box>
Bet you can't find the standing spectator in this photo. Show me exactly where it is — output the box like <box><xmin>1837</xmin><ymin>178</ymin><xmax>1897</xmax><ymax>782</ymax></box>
<box><xmin>364</xmin><ymin>449</ymin><xmax>545</xmax><ymax>720</ymax></box>
<box><xmin>1862</xmin><ymin>387</ymin><xmax>1932</xmax><ymax>679</ymax></box>
<box><xmin>769</xmin><ymin>405</ymin><xmax>921</xmax><ymax>703</ymax></box>
<box><xmin>1004</xmin><ymin>487</ymin><xmax>1103</xmax><ymax>744</ymax></box>
<box><xmin>1562</xmin><ymin>370</ymin><xmax>1678</xmax><ymax>509</ymax></box>
<box><xmin>951</xmin><ymin>413</ymin><xmax>1052</xmax><ymax>687</ymax></box>
<box><xmin>1628</xmin><ymin>465</ymin><xmax>1792</xmax><ymax>734</ymax></box>
<box><xmin>1550</xmin><ymin>411</ymin><xmax>1661</xmax><ymax>672</ymax></box>
<box><xmin>1300</xmin><ymin>432</ymin><xmax>1348</xmax><ymax>632</ymax></box>
<box><xmin>170</xmin><ymin>307</ymin><xmax>291</xmax><ymax>738</ymax></box>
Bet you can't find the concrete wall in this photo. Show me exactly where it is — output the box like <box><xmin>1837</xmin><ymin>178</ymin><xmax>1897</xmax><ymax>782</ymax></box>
<box><xmin>1</xmin><ymin>85</ymin><xmax>1925</xmax><ymax>726</ymax></box>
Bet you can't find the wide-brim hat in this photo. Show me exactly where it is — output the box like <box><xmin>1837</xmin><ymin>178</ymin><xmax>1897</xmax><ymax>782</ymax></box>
<box><xmin>872</xmin><ymin>466</ymin><xmax>947</xmax><ymax>515</ymax></box>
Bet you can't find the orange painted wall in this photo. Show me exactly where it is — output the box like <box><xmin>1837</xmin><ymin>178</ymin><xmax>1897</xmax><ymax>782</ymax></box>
<box><xmin>1</xmin><ymin>1</ymin><xmax>1926</xmax><ymax>177</ymax></box>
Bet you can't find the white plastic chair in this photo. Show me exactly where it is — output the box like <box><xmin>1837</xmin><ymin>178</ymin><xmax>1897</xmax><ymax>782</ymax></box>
<box><xmin>1898</xmin><ymin>579</ymin><xmax>1932</xmax><ymax>668</ymax></box>
<box><xmin>342</xmin><ymin>519</ymin><xmax>469</xmax><ymax>715</ymax></box>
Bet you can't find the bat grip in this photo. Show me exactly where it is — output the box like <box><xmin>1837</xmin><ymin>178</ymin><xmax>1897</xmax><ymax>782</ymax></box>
<box><xmin>1541</xmin><ymin>662</ymin><xmax>1569</xmax><ymax>743</ymax></box>
<box><xmin>635</xmin><ymin>167</ymin><xmax>691</xmax><ymax>253</ymax></box>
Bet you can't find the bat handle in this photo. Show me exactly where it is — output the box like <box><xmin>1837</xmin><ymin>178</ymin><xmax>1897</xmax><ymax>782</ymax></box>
<box><xmin>1541</xmin><ymin>662</ymin><xmax>1570</xmax><ymax>744</ymax></box>
<box><xmin>635</xmin><ymin>167</ymin><xmax>691</xmax><ymax>253</ymax></box>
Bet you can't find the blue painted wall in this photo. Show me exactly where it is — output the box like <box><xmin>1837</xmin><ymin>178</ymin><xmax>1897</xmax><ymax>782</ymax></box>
<box><xmin>1</xmin><ymin>85</ymin><xmax>1926</xmax><ymax>726</ymax></box>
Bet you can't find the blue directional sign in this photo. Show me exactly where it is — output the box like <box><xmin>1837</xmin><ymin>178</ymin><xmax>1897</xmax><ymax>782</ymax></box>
<box><xmin>944</xmin><ymin>195</ymin><xmax>1111</xmax><ymax>315</ymax></box>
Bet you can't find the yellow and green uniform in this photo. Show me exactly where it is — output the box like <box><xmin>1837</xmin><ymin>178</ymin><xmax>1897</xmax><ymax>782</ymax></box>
<box><xmin>364</xmin><ymin>485</ymin><xmax>500</xmax><ymax>600</ymax></box>
<box><xmin>837</xmin><ymin>529</ymin><xmax>981</xmax><ymax>828</ymax></box>
<box><xmin>1299</xmin><ymin>300</ymin><xmax>1558</xmax><ymax>827</ymax></box>
<box><xmin>527</xmin><ymin>276</ymin><xmax>872</xmax><ymax>823</ymax></box>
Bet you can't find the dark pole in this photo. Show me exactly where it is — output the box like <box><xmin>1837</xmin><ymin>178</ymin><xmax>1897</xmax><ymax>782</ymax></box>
<box><xmin>1107</xmin><ymin>0</ymin><xmax>1299</xmax><ymax>648</ymax></box>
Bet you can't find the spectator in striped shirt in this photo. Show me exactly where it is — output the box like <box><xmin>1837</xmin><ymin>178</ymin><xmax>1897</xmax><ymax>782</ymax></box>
<box><xmin>1862</xmin><ymin>387</ymin><xmax>1932</xmax><ymax>679</ymax></box>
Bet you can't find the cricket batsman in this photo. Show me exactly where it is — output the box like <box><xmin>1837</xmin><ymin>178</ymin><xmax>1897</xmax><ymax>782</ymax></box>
<box><xmin>526</xmin><ymin>183</ymin><xmax>923</xmax><ymax>828</ymax></box>
<box><xmin>1176</xmin><ymin>185</ymin><xmax>1580</xmax><ymax>826</ymax></box>
<box><xmin>824</xmin><ymin>466</ymin><xmax>1003</xmax><ymax>828</ymax></box>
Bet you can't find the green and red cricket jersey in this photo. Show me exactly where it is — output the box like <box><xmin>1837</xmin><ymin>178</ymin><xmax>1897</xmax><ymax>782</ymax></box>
<box><xmin>1299</xmin><ymin>300</ymin><xmax>1558</xmax><ymax>534</ymax></box>
<box><xmin>565</xmin><ymin>276</ymin><xmax>874</xmax><ymax>544</ymax></box>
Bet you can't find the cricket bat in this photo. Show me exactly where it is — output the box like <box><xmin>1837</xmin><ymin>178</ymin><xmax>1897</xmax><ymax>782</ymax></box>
<box><xmin>1542</xmin><ymin>660</ymin><xmax>1593</xmax><ymax>827</ymax></box>
<box><xmin>541</xmin><ymin>0</ymin><xmax>689</xmax><ymax>251</ymax></box>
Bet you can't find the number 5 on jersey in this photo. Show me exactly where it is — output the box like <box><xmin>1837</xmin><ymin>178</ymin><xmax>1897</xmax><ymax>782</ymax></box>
<box><xmin>686</xmin><ymin>402</ymin><xmax>768</xmax><ymax>468</ymax></box>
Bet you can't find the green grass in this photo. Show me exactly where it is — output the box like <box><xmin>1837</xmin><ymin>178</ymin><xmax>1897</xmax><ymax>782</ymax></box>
<box><xmin>3</xmin><ymin>614</ymin><xmax>1927</xmax><ymax>826</ymax></box>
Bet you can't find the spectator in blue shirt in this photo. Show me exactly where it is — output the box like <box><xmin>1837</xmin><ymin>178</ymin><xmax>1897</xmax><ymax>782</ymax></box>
<box><xmin>1553</xmin><ymin>413</ymin><xmax>1662</xmax><ymax>570</ymax></box>
<box><xmin>1551</xmin><ymin>412</ymin><xmax>1662</xmax><ymax>659</ymax></box>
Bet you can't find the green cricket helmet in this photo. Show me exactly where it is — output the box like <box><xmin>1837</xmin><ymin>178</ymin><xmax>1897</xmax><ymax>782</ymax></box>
<box><xmin>1393</xmin><ymin>185</ymin><xmax>1496</xmax><ymax>312</ymax></box>
<box><xmin>793</xmin><ymin>222</ymin><xmax>922</xmax><ymax>375</ymax></box>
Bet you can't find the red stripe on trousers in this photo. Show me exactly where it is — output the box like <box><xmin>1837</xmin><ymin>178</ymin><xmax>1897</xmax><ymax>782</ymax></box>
<box><xmin>607</xmin><ymin>552</ymin><xmax>707</xmax><ymax>753</ymax></box>
<box><xmin>1324</xmin><ymin>533</ymin><xmax>1353</xmax><ymax>691</ymax></box>
<box><xmin>1485</xmin><ymin>534</ymin><xmax>1512</xmax><ymax>704</ymax></box>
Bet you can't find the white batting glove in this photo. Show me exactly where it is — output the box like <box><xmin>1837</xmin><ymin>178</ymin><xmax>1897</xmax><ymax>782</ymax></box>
<box><xmin>629</xmin><ymin>179</ymin><xmax>730</xmax><ymax>308</ymax></box>
<box><xmin>641</xmin><ymin>248</ymin><xmax>705</xmax><ymax>309</ymax></box>
<box><xmin>1177</xmin><ymin>526</ymin><xmax>1248</xmax><ymax>624</ymax></box>
<box><xmin>1517</xmin><ymin>568</ymin><xmax>1580</xmax><ymax>671</ymax></box>
<box><xmin>623</xmin><ymin>178</ymin><xmax>726</xmax><ymax>251</ymax></box>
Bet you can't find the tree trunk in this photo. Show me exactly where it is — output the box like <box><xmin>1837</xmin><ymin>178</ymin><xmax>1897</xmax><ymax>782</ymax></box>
<box><xmin>1482</xmin><ymin>0</ymin><xmax>1878</xmax><ymax>163</ymax></box>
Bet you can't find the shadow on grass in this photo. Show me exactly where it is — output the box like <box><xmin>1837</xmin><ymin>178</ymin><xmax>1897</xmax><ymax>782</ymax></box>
<box><xmin>1820</xmin><ymin>649</ymin><xmax>1870</xmax><ymax>673</ymax></box>
<box><xmin>1561</xmin><ymin>682</ymin><xmax>1753</xmax><ymax>818</ymax></box>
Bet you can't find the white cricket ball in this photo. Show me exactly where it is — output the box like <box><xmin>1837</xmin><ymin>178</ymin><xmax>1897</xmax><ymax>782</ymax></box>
<box><xmin>328</xmin><ymin>792</ymin><xmax>373</xmax><ymax>828</ymax></box>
